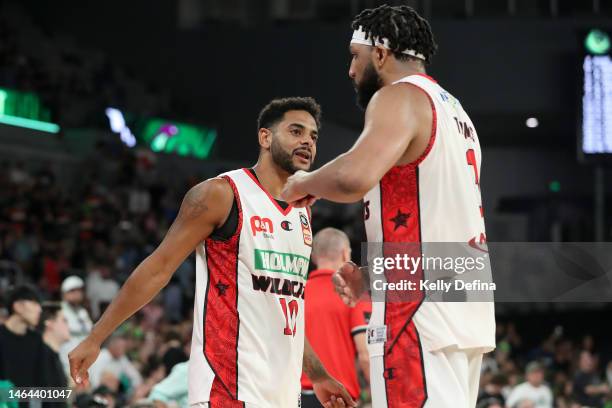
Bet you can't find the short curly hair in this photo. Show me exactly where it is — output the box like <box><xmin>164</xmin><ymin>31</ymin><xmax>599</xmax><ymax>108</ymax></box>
<box><xmin>352</xmin><ymin>4</ymin><xmax>438</xmax><ymax>64</ymax></box>
<box><xmin>257</xmin><ymin>97</ymin><xmax>322</xmax><ymax>131</ymax></box>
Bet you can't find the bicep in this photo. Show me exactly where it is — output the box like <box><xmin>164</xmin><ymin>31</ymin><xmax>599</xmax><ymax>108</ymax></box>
<box><xmin>342</xmin><ymin>85</ymin><xmax>432</xmax><ymax>187</ymax></box>
<box><xmin>152</xmin><ymin>178</ymin><xmax>233</xmax><ymax>272</ymax></box>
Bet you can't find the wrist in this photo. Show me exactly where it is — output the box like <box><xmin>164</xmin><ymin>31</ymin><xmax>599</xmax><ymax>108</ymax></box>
<box><xmin>299</xmin><ymin>170</ymin><xmax>313</xmax><ymax>190</ymax></box>
<box><xmin>88</xmin><ymin>328</ymin><xmax>106</xmax><ymax>347</ymax></box>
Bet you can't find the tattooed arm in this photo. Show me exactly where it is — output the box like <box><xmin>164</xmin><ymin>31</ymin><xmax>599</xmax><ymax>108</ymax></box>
<box><xmin>303</xmin><ymin>339</ymin><xmax>328</xmax><ymax>381</ymax></box>
<box><xmin>69</xmin><ymin>178</ymin><xmax>234</xmax><ymax>385</ymax></box>
<box><xmin>304</xmin><ymin>339</ymin><xmax>357</xmax><ymax>407</ymax></box>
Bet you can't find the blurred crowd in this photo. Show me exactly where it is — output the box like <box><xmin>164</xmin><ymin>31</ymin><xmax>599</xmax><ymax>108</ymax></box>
<box><xmin>0</xmin><ymin>148</ymin><xmax>198</xmax><ymax>407</ymax></box>
<box><xmin>0</xmin><ymin>1</ymin><xmax>172</xmax><ymax>127</ymax></box>
<box><xmin>477</xmin><ymin>323</ymin><xmax>612</xmax><ymax>408</ymax></box>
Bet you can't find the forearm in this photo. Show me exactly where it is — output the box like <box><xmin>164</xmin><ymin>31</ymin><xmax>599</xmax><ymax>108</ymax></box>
<box><xmin>358</xmin><ymin>353</ymin><xmax>370</xmax><ymax>383</ymax></box>
<box><xmin>89</xmin><ymin>254</ymin><xmax>172</xmax><ymax>345</ymax></box>
<box><xmin>301</xmin><ymin>153</ymin><xmax>369</xmax><ymax>203</ymax></box>
<box><xmin>303</xmin><ymin>339</ymin><xmax>328</xmax><ymax>382</ymax></box>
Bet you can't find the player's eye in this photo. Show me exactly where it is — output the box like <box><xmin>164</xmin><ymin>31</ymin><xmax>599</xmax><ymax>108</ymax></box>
<box><xmin>291</xmin><ymin>128</ymin><xmax>301</xmax><ymax>136</ymax></box>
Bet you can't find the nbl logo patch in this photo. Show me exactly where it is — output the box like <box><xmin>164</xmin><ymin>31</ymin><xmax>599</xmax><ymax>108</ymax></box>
<box><xmin>299</xmin><ymin>213</ymin><xmax>312</xmax><ymax>246</ymax></box>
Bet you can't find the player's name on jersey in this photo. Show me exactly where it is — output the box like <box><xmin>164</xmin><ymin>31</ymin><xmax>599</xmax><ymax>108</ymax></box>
<box><xmin>372</xmin><ymin>279</ymin><xmax>496</xmax><ymax>292</ymax></box>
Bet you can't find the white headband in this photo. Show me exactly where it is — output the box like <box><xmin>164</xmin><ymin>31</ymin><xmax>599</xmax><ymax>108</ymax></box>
<box><xmin>350</xmin><ymin>26</ymin><xmax>426</xmax><ymax>61</ymax></box>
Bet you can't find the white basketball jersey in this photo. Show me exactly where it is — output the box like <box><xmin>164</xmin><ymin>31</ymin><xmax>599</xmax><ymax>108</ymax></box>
<box><xmin>188</xmin><ymin>169</ymin><xmax>313</xmax><ymax>407</ymax></box>
<box><xmin>364</xmin><ymin>74</ymin><xmax>495</xmax><ymax>353</ymax></box>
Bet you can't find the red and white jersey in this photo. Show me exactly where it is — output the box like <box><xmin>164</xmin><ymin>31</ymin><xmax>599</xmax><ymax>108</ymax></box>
<box><xmin>364</xmin><ymin>74</ymin><xmax>495</xmax><ymax>353</ymax></box>
<box><xmin>188</xmin><ymin>169</ymin><xmax>313</xmax><ymax>407</ymax></box>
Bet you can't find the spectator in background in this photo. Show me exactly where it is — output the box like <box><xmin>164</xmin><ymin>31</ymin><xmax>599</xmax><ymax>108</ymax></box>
<box><xmin>159</xmin><ymin>331</ymin><xmax>188</xmax><ymax>377</ymax></box>
<box><xmin>506</xmin><ymin>362</ymin><xmax>553</xmax><ymax>408</ymax></box>
<box><xmin>89</xmin><ymin>334</ymin><xmax>142</xmax><ymax>392</ymax></box>
<box><xmin>478</xmin><ymin>398</ymin><xmax>504</xmax><ymax>408</ymax></box>
<box><xmin>573</xmin><ymin>350</ymin><xmax>609</xmax><ymax>407</ymax></box>
<box><xmin>60</xmin><ymin>275</ymin><xmax>93</xmax><ymax>373</ymax></box>
<box><xmin>86</xmin><ymin>260</ymin><xmax>119</xmax><ymax>319</ymax></box>
<box><xmin>40</xmin><ymin>302</ymin><xmax>70</xmax><ymax>388</ymax></box>
<box><xmin>149</xmin><ymin>361</ymin><xmax>189</xmax><ymax>408</ymax></box>
<box><xmin>478</xmin><ymin>373</ymin><xmax>507</xmax><ymax>406</ymax></box>
<box><xmin>130</xmin><ymin>356</ymin><xmax>166</xmax><ymax>404</ymax></box>
<box><xmin>514</xmin><ymin>401</ymin><xmax>535</xmax><ymax>408</ymax></box>
<box><xmin>0</xmin><ymin>285</ymin><xmax>44</xmax><ymax>387</ymax></box>
<box><xmin>301</xmin><ymin>228</ymin><xmax>371</xmax><ymax>407</ymax></box>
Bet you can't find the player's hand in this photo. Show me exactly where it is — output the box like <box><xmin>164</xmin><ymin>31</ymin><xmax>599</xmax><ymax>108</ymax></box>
<box><xmin>333</xmin><ymin>262</ymin><xmax>365</xmax><ymax>307</ymax></box>
<box><xmin>281</xmin><ymin>170</ymin><xmax>317</xmax><ymax>207</ymax></box>
<box><xmin>68</xmin><ymin>336</ymin><xmax>101</xmax><ymax>387</ymax></box>
<box><xmin>312</xmin><ymin>375</ymin><xmax>357</xmax><ymax>408</ymax></box>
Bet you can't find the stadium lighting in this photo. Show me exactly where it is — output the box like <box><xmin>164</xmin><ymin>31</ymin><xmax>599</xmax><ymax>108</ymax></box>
<box><xmin>105</xmin><ymin>107</ymin><xmax>137</xmax><ymax>148</ymax></box>
<box><xmin>585</xmin><ymin>29</ymin><xmax>611</xmax><ymax>55</ymax></box>
<box><xmin>0</xmin><ymin>114</ymin><xmax>60</xmax><ymax>133</ymax></box>
<box><xmin>526</xmin><ymin>117</ymin><xmax>539</xmax><ymax>128</ymax></box>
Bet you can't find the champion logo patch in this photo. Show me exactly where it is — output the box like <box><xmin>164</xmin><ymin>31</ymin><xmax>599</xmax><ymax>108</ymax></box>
<box><xmin>281</xmin><ymin>220</ymin><xmax>293</xmax><ymax>231</ymax></box>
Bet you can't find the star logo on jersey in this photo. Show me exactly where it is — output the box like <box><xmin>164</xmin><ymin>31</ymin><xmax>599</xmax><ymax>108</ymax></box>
<box><xmin>215</xmin><ymin>282</ymin><xmax>229</xmax><ymax>296</ymax></box>
<box><xmin>389</xmin><ymin>209</ymin><xmax>410</xmax><ymax>231</ymax></box>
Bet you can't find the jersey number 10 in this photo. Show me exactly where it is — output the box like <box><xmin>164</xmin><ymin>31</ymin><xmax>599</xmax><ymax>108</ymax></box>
<box><xmin>279</xmin><ymin>298</ymin><xmax>299</xmax><ymax>336</ymax></box>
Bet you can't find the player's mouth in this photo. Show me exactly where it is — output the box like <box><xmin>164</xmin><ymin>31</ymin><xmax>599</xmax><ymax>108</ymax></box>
<box><xmin>293</xmin><ymin>149</ymin><xmax>311</xmax><ymax>163</ymax></box>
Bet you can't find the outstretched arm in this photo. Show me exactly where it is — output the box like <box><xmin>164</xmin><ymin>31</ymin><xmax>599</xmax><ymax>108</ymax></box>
<box><xmin>281</xmin><ymin>83</ymin><xmax>431</xmax><ymax>204</ymax></box>
<box><xmin>69</xmin><ymin>178</ymin><xmax>234</xmax><ymax>385</ymax></box>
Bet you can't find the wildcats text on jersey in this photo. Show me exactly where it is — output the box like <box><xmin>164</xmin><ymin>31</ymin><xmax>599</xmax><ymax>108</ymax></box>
<box><xmin>251</xmin><ymin>274</ymin><xmax>305</xmax><ymax>299</ymax></box>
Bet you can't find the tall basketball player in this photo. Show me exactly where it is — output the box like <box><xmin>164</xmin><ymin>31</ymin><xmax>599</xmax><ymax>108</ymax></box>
<box><xmin>68</xmin><ymin>97</ymin><xmax>355</xmax><ymax>408</ymax></box>
<box><xmin>281</xmin><ymin>6</ymin><xmax>496</xmax><ymax>408</ymax></box>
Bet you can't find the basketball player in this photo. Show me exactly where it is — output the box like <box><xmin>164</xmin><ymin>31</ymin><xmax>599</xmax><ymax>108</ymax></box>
<box><xmin>68</xmin><ymin>97</ymin><xmax>355</xmax><ymax>408</ymax></box>
<box><xmin>281</xmin><ymin>5</ymin><xmax>496</xmax><ymax>408</ymax></box>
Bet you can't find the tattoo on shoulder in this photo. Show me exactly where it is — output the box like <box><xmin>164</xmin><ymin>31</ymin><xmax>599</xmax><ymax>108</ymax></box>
<box><xmin>180</xmin><ymin>185</ymin><xmax>210</xmax><ymax>220</ymax></box>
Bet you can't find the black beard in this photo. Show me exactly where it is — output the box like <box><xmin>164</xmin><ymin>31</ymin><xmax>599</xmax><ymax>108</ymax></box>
<box><xmin>354</xmin><ymin>62</ymin><xmax>383</xmax><ymax>110</ymax></box>
<box><xmin>270</xmin><ymin>136</ymin><xmax>299</xmax><ymax>174</ymax></box>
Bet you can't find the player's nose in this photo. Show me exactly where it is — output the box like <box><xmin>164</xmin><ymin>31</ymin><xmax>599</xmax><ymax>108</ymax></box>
<box><xmin>348</xmin><ymin>66</ymin><xmax>356</xmax><ymax>79</ymax></box>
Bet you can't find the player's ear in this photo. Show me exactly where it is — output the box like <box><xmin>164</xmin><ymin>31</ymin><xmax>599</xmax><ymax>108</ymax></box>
<box><xmin>373</xmin><ymin>45</ymin><xmax>387</xmax><ymax>68</ymax></box>
<box><xmin>374</xmin><ymin>45</ymin><xmax>393</xmax><ymax>69</ymax></box>
<box><xmin>342</xmin><ymin>246</ymin><xmax>351</xmax><ymax>263</ymax></box>
<box><xmin>258</xmin><ymin>128</ymin><xmax>272</xmax><ymax>149</ymax></box>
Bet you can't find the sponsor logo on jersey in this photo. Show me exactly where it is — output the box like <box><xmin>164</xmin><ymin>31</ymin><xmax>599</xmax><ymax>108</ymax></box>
<box><xmin>250</xmin><ymin>216</ymin><xmax>274</xmax><ymax>238</ymax></box>
<box><xmin>281</xmin><ymin>220</ymin><xmax>293</xmax><ymax>231</ymax></box>
<box><xmin>254</xmin><ymin>249</ymin><xmax>309</xmax><ymax>278</ymax></box>
<box><xmin>251</xmin><ymin>274</ymin><xmax>305</xmax><ymax>299</ymax></box>
<box><xmin>299</xmin><ymin>213</ymin><xmax>312</xmax><ymax>246</ymax></box>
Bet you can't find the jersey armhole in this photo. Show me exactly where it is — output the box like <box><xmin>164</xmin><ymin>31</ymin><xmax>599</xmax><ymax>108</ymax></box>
<box><xmin>397</xmin><ymin>82</ymin><xmax>438</xmax><ymax>168</ymax></box>
<box><xmin>209</xmin><ymin>175</ymin><xmax>243</xmax><ymax>242</ymax></box>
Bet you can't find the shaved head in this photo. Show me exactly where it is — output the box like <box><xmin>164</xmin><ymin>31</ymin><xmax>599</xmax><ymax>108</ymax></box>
<box><xmin>312</xmin><ymin>228</ymin><xmax>351</xmax><ymax>267</ymax></box>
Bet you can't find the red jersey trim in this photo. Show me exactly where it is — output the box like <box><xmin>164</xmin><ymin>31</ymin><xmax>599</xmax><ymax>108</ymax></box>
<box><xmin>412</xmin><ymin>72</ymin><xmax>437</xmax><ymax>83</ymax></box>
<box><xmin>202</xmin><ymin>179</ymin><xmax>243</xmax><ymax>401</ymax></box>
<box><xmin>395</xmin><ymin>82</ymin><xmax>437</xmax><ymax>168</ymax></box>
<box><xmin>242</xmin><ymin>168</ymin><xmax>293</xmax><ymax>216</ymax></box>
